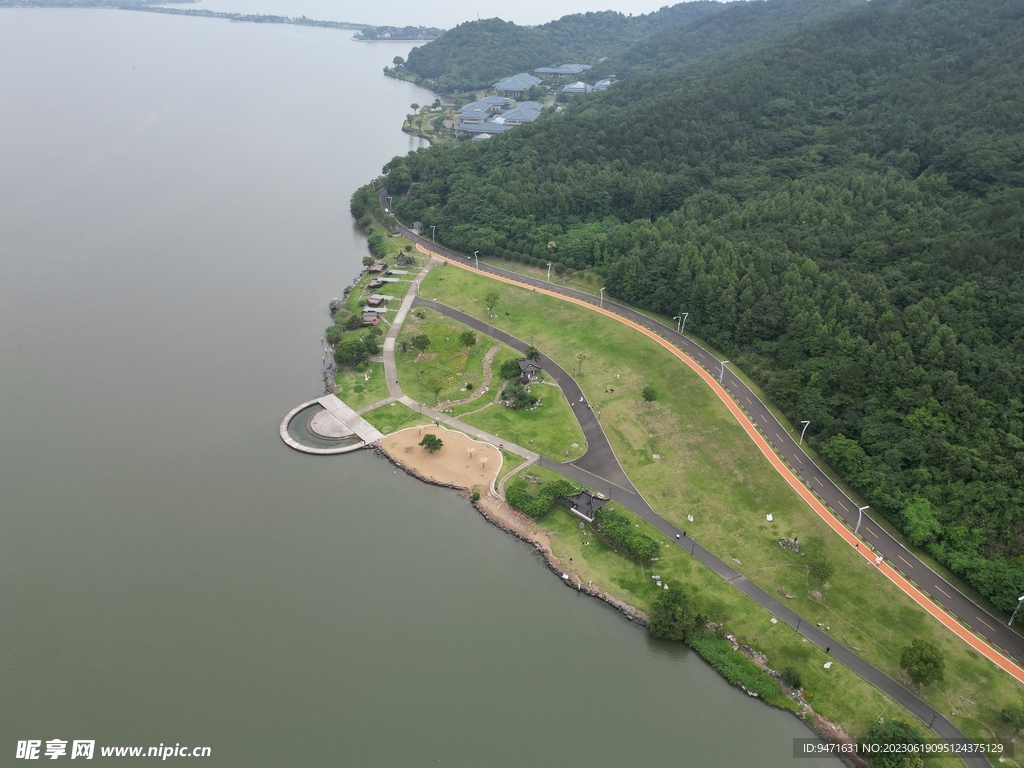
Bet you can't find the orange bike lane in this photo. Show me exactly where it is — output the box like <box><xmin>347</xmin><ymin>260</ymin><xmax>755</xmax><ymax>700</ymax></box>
<box><xmin>418</xmin><ymin>244</ymin><xmax>1024</xmax><ymax>686</ymax></box>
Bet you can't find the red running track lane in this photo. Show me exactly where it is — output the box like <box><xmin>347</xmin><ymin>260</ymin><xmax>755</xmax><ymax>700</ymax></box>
<box><xmin>418</xmin><ymin>243</ymin><xmax>1024</xmax><ymax>686</ymax></box>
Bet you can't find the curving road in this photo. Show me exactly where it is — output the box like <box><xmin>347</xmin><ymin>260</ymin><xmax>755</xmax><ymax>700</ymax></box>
<box><xmin>378</xmin><ymin>190</ymin><xmax>1024</xmax><ymax>668</ymax></box>
<box><xmin>412</xmin><ymin>293</ymin><xmax>986</xmax><ymax>766</ymax></box>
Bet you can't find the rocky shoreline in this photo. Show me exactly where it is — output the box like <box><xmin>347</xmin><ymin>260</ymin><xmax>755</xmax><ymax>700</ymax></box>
<box><xmin>373</xmin><ymin>440</ymin><xmax>861</xmax><ymax>766</ymax></box>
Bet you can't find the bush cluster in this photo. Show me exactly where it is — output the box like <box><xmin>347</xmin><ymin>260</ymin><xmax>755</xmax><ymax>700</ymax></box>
<box><xmin>505</xmin><ymin>478</ymin><xmax>576</xmax><ymax>519</ymax></box>
<box><xmin>686</xmin><ymin>631</ymin><xmax>794</xmax><ymax>710</ymax></box>
<box><xmin>599</xmin><ymin>507</ymin><xmax>659</xmax><ymax>561</ymax></box>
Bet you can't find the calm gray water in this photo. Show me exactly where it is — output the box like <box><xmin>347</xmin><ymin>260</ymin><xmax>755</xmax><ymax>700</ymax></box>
<box><xmin>0</xmin><ymin>9</ymin><xmax>840</xmax><ymax>766</ymax></box>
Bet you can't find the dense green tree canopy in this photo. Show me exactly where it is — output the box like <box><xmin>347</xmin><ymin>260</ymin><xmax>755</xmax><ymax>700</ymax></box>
<box><xmin>362</xmin><ymin>0</ymin><xmax>1024</xmax><ymax>612</ymax></box>
<box><xmin>401</xmin><ymin>3</ymin><xmax>727</xmax><ymax>92</ymax></box>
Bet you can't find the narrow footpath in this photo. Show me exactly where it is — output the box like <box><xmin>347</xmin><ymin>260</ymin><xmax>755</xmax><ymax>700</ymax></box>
<box><xmin>382</xmin><ymin>187</ymin><xmax>1024</xmax><ymax>672</ymax></box>
<box><xmin>407</xmin><ymin>296</ymin><xmax>987</xmax><ymax>767</ymax></box>
<box><xmin>379</xmin><ymin>240</ymin><xmax>987</xmax><ymax>764</ymax></box>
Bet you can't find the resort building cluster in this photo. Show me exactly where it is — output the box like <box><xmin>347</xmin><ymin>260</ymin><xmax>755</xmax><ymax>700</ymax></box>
<box><xmin>454</xmin><ymin>64</ymin><xmax>614</xmax><ymax>139</ymax></box>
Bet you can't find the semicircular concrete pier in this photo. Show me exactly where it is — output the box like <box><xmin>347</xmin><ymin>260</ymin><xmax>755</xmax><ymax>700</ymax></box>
<box><xmin>279</xmin><ymin>398</ymin><xmax>371</xmax><ymax>455</ymax></box>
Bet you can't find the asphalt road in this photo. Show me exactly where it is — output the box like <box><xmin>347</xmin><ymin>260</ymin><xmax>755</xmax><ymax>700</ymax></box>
<box><xmin>380</xmin><ymin>198</ymin><xmax>1023</xmax><ymax>668</ymax></box>
<box><xmin>414</xmin><ymin>295</ymin><xmax>986</xmax><ymax>767</ymax></box>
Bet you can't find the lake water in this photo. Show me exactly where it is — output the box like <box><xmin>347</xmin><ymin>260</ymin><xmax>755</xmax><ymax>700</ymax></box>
<box><xmin>0</xmin><ymin>9</ymin><xmax>840</xmax><ymax>766</ymax></box>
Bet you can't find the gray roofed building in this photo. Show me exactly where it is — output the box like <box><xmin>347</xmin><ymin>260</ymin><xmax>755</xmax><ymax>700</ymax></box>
<box><xmin>455</xmin><ymin>122</ymin><xmax>511</xmax><ymax>136</ymax></box>
<box><xmin>459</xmin><ymin>95</ymin><xmax>509</xmax><ymax>114</ymax></box>
<box><xmin>500</xmin><ymin>101</ymin><xmax>542</xmax><ymax>124</ymax></box>
<box><xmin>492</xmin><ymin>73</ymin><xmax>542</xmax><ymax>95</ymax></box>
<box><xmin>471</xmin><ymin>134</ymin><xmax>493</xmax><ymax>141</ymax></box>
<box><xmin>517</xmin><ymin>359</ymin><xmax>543</xmax><ymax>381</ymax></box>
<box><xmin>534</xmin><ymin>63</ymin><xmax>592</xmax><ymax>75</ymax></box>
<box><xmin>593</xmin><ymin>78</ymin><xmax>614</xmax><ymax>91</ymax></box>
<box><xmin>458</xmin><ymin>96</ymin><xmax>510</xmax><ymax>124</ymax></box>
<box><xmin>562</xmin><ymin>81</ymin><xmax>594</xmax><ymax>94</ymax></box>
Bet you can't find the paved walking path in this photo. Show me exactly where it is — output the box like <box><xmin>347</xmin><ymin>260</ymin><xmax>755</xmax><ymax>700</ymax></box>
<box><xmin>378</xmin><ymin>258</ymin><xmax>541</xmax><ymax>467</ymax></box>
<box><xmin>371</xmin><ymin>201</ymin><xmax>992</xmax><ymax>762</ymax></box>
<box><xmin>391</xmin><ymin>206</ymin><xmax>1024</xmax><ymax>669</ymax></box>
<box><xmin>406</xmin><ymin>300</ymin><xmax>986</xmax><ymax>767</ymax></box>
<box><xmin>405</xmin><ymin>235</ymin><xmax>1024</xmax><ymax>680</ymax></box>
<box><xmin>316</xmin><ymin>395</ymin><xmax>383</xmax><ymax>443</ymax></box>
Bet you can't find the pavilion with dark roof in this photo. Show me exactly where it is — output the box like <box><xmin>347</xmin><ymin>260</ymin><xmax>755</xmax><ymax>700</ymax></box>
<box><xmin>565</xmin><ymin>489</ymin><xmax>607</xmax><ymax>523</ymax></box>
<box><xmin>517</xmin><ymin>359</ymin><xmax>543</xmax><ymax>382</ymax></box>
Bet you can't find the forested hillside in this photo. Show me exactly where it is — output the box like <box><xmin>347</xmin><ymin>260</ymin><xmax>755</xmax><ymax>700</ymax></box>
<box><xmin>398</xmin><ymin>3</ymin><xmax>726</xmax><ymax>92</ymax></box>
<box><xmin>591</xmin><ymin>0</ymin><xmax>863</xmax><ymax>79</ymax></box>
<box><xmin>365</xmin><ymin>0</ymin><xmax>1024</xmax><ymax>612</ymax></box>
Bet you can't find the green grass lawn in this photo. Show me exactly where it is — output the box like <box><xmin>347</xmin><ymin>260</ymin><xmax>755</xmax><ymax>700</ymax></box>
<box><xmin>333</xmin><ymin>362</ymin><xmax>389</xmax><ymax>411</ymax></box>
<box><xmin>421</xmin><ymin>264</ymin><xmax>1024</xmax><ymax>756</ymax></box>
<box><xmin>496</xmin><ymin>449</ymin><xmax>528</xmax><ymax>486</ymax></box>
<box><xmin>362</xmin><ymin>402</ymin><xmax>429</xmax><ymax>435</ymax></box>
<box><xmin>462</xmin><ymin>380</ymin><xmax>586</xmax><ymax>462</ymax></box>
<box><xmin>394</xmin><ymin>313</ymin><xmax>500</xmax><ymax>406</ymax></box>
<box><xmin>511</xmin><ymin>471</ymin><xmax>958</xmax><ymax>767</ymax></box>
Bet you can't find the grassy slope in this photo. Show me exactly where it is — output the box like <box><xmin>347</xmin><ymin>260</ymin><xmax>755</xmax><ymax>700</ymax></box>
<box><xmin>394</xmin><ymin>312</ymin><xmax>588</xmax><ymax>460</ymax></box>
<box><xmin>462</xmin><ymin>380</ymin><xmax>586</xmax><ymax>462</ymax></box>
<box><xmin>420</xmin><ymin>265</ymin><xmax>1024</xmax><ymax>754</ymax></box>
<box><xmin>334</xmin><ymin>362</ymin><xmax>389</xmax><ymax>411</ymax></box>
<box><xmin>394</xmin><ymin>312</ymin><xmax>499</xmax><ymax>405</ymax></box>
<box><xmin>515</xmin><ymin>462</ymin><xmax>948</xmax><ymax>753</ymax></box>
<box><xmin>362</xmin><ymin>402</ymin><xmax>430</xmax><ymax>435</ymax></box>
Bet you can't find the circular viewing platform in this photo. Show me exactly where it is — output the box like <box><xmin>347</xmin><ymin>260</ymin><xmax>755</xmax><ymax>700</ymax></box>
<box><xmin>280</xmin><ymin>399</ymin><xmax>368</xmax><ymax>455</ymax></box>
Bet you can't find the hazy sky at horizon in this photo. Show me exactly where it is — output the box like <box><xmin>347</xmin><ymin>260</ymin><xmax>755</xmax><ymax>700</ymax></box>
<box><xmin>168</xmin><ymin>0</ymin><xmax>696</xmax><ymax>30</ymax></box>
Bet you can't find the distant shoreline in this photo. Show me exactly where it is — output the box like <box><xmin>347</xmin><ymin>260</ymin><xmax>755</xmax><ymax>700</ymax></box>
<box><xmin>1</xmin><ymin>2</ymin><xmax>443</xmax><ymax>40</ymax></box>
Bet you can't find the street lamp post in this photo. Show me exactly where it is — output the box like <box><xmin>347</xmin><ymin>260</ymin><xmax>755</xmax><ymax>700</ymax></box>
<box><xmin>719</xmin><ymin>360</ymin><xmax>729</xmax><ymax>384</ymax></box>
<box><xmin>800</xmin><ymin>420</ymin><xmax>811</xmax><ymax>446</ymax></box>
<box><xmin>855</xmin><ymin>505</ymin><xmax>869</xmax><ymax>535</ymax></box>
<box><xmin>386</xmin><ymin>196</ymin><xmax>393</xmax><ymax>212</ymax></box>
<box><xmin>679</xmin><ymin>312</ymin><xmax>688</xmax><ymax>333</ymax></box>
<box><xmin>433</xmin><ymin>298</ymin><xmax>438</xmax><ymax>315</ymax></box>
<box><xmin>474</xmin><ymin>251</ymin><xmax>479</xmax><ymax>269</ymax></box>
<box><xmin>599</xmin><ymin>287</ymin><xmax>605</xmax><ymax>308</ymax></box>
<box><xmin>1009</xmin><ymin>595</ymin><xmax>1024</xmax><ymax>627</ymax></box>
<box><xmin>431</xmin><ymin>225</ymin><xmax>436</xmax><ymax>243</ymax></box>
<box><xmin>546</xmin><ymin>262</ymin><xmax>552</xmax><ymax>282</ymax></box>
<box><xmin>673</xmin><ymin>316</ymin><xmax>681</xmax><ymax>332</ymax></box>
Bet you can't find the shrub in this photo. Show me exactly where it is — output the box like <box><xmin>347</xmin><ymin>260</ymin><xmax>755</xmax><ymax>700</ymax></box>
<box><xmin>687</xmin><ymin>630</ymin><xmax>793</xmax><ymax>709</ymax></box>
<box><xmin>500</xmin><ymin>358</ymin><xmax>522</xmax><ymax>380</ymax></box>
<box><xmin>367</xmin><ymin>233</ymin><xmax>387</xmax><ymax>257</ymax></box>
<box><xmin>781</xmin><ymin>667</ymin><xmax>803</xmax><ymax>690</ymax></box>
<box><xmin>1002</xmin><ymin>704</ymin><xmax>1024</xmax><ymax>734</ymax></box>
<box><xmin>471</xmin><ymin>491</ymin><xmax>481</xmax><ymax>501</ymax></box>
<box><xmin>505</xmin><ymin>478</ymin><xmax>576</xmax><ymax>519</ymax></box>
<box><xmin>642</xmin><ymin>384</ymin><xmax>657</xmax><ymax>403</ymax></box>
<box><xmin>345</xmin><ymin>314</ymin><xmax>363</xmax><ymax>331</ymax></box>
<box><xmin>325</xmin><ymin>325</ymin><xmax>344</xmax><ymax>344</ymax></box>
<box><xmin>328</xmin><ymin>298</ymin><xmax>343</xmax><ymax>313</ymax></box>
<box><xmin>599</xmin><ymin>507</ymin><xmax>659</xmax><ymax>562</ymax></box>
<box><xmin>411</xmin><ymin>334</ymin><xmax>431</xmax><ymax>351</ymax></box>
<box><xmin>502</xmin><ymin>383</ymin><xmax>539</xmax><ymax>410</ymax></box>
<box><xmin>862</xmin><ymin>719</ymin><xmax>924</xmax><ymax>767</ymax></box>
<box><xmin>809</xmin><ymin>554</ymin><xmax>834</xmax><ymax>587</ymax></box>
<box><xmin>459</xmin><ymin>330</ymin><xmax>477</xmax><ymax>348</ymax></box>
<box><xmin>649</xmin><ymin>589</ymin><xmax>706</xmax><ymax>642</ymax></box>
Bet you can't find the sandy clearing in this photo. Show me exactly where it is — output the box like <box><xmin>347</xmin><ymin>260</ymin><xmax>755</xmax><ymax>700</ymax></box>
<box><xmin>378</xmin><ymin>425</ymin><xmax>501</xmax><ymax>491</ymax></box>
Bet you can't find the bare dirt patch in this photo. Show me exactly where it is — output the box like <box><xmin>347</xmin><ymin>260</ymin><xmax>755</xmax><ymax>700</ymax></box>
<box><xmin>378</xmin><ymin>426</ymin><xmax>501</xmax><ymax>491</ymax></box>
